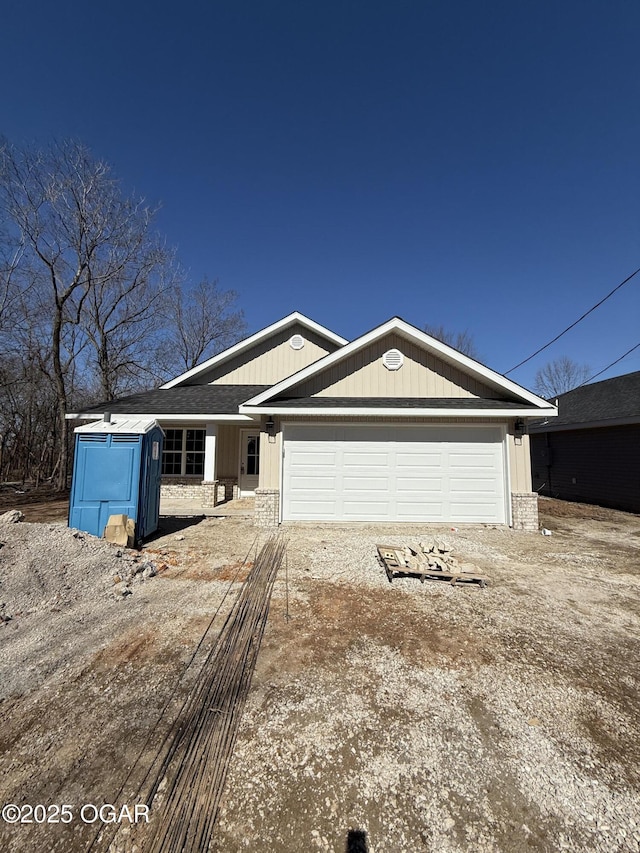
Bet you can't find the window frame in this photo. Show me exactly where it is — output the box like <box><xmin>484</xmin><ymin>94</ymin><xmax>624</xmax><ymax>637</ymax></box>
<box><xmin>162</xmin><ymin>427</ymin><xmax>206</xmax><ymax>477</ymax></box>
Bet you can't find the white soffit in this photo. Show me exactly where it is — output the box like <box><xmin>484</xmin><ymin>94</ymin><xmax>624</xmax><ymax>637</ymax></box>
<box><xmin>241</xmin><ymin>317</ymin><xmax>556</xmax><ymax>411</ymax></box>
<box><xmin>161</xmin><ymin>311</ymin><xmax>348</xmax><ymax>389</ymax></box>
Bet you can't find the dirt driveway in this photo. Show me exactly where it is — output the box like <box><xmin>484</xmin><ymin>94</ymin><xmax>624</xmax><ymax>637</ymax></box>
<box><xmin>0</xmin><ymin>498</ymin><xmax>639</xmax><ymax>852</ymax></box>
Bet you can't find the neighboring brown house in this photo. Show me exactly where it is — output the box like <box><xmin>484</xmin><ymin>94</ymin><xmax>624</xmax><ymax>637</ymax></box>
<box><xmin>68</xmin><ymin>312</ymin><xmax>556</xmax><ymax>529</ymax></box>
<box><xmin>529</xmin><ymin>370</ymin><xmax>640</xmax><ymax>513</ymax></box>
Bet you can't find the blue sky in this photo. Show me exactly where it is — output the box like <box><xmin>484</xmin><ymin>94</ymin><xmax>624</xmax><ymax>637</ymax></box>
<box><xmin>2</xmin><ymin>0</ymin><xmax>639</xmax><ymax>390</ymax></box>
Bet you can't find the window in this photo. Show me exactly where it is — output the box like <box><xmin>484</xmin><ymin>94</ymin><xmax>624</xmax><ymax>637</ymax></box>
<box><xmin>162</xmin><ymin>428</ymin><xmax>205</xmax><ymax>476</ymax></box>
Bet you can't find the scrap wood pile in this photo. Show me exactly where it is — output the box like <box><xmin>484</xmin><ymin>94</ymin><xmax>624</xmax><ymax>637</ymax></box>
<box><xmin>377</xmin><ymin>539</ymin><xmax>488</xmax><ymax>587</ymax></box>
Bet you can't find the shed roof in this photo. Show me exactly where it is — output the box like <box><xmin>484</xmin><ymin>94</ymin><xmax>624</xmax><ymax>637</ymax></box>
<box><xmin>74</xmin><ymin>417</ymin><xmax>160</xmax><ymax>435</ymax></box>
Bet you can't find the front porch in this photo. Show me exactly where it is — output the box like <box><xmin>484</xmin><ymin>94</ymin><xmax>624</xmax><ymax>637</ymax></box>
<box><xmin>159</xmin><ymin>496</ymin><xmax>256</xmax><ymax>518</ymax></box>
<box><xmin>159</xmin><ymin>422</ymin><xmax>268</xmax><ymax>510</ymax></box>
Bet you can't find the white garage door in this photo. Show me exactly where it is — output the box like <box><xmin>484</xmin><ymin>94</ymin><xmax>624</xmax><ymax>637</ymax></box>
<box><xmin>282</xmin><ymin>424</ymin><xmax>507</xmax><ymax>523</ymax></box>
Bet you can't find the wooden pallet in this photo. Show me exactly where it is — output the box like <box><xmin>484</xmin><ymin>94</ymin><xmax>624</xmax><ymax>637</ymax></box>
<box><xmin>376</xmin><ymin>544</ymin><xmax>488</xmax><ymax>588</ymax></box>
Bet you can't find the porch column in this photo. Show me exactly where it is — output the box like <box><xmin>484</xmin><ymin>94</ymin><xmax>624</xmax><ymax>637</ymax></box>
<box><xmin>204</xmin><ymin>423</ymin><xmax>218</xmax><ymax>481</ymax></box>
<box><xmin>201</xmin><ymin>423</ymin><xmax>218</xmax><ymax>506</ymax></box>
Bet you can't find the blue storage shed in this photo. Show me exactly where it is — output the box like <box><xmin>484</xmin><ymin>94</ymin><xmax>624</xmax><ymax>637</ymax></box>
<box><xmin>69</xmin><ymin>417</ymin><xmax>164</xmax><ymax>542</ymax></box>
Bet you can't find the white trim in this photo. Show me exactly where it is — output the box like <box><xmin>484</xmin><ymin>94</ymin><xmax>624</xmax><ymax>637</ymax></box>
<box><xmin>241</xmin><ymin>406</ymin><xmax>555</xmax><ymax>417</ymax></box>
<box><xmin>66</xmin><ymin>413</ymin><xmax>256</xmax><ymax>422</ymax></box>
<box><xmin>242</xmin><ymin>317</ymin><xmax>555</xmax><ymax>411</ymax></box>
<box><xmin>160</xmin><ymin>312</ymin><xmax>348</xmax><ymax>389</ymax></box>
<box><xmin>238</xmin><ymin>427</ymin><xmax>260</xmax><ymax>496</ymax></box>
<box><xmin>502</xmin><ymin>423</ymin><xmax>513</xmax><ymax>527</ymax></box>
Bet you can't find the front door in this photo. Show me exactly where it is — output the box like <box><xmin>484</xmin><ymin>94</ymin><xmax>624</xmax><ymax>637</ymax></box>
<box><xmin>239</xmin><ymin>430</ymin><xmax>260</xmax><ymax>496</ymax></box>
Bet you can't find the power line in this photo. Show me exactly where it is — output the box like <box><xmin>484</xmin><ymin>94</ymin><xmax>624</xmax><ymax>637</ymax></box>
<box><xmin>504</xmin><ymin>265</ymin><xmax>640</xmax><ymax>374</ymax></box>
<box><xmin>575</xmin><ymin>341</ymin><xmax>640</xmax><ymax>388</ymax></box>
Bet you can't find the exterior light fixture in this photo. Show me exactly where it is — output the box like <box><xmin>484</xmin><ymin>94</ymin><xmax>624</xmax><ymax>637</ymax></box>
<box><xmin>265</xmin><ymin>417</ymin><xmax>276</xmax><ymax>437</ymax></box>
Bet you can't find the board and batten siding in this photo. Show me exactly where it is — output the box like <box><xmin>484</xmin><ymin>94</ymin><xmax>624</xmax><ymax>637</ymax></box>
<box><xmin>258</xmin><ymin>416</ymin><xmax>531</xmax><ymax>495</ymax></box>
<box><xmin>193</xmin><ymin>325</ymin><xmax>336</xmax><ymax>385</ymax></box>
<box><xmin>291</xmin><ymin>334</ymin><xmax>502</xmax><ymax>399</ymax></box>
<box><xmin>530</xmin><ymin>424</ymin><xmax>640</xmax><ymax>513</ymax></box>
<box><xmin>216</xmin><ymin>424</ymin><xmax>241</xmax><ymax>479</ymax></box>
<box><xmin>508</xmin><ymin>430</ymin><xmax>532</xmax><ymax>493</ymax></box>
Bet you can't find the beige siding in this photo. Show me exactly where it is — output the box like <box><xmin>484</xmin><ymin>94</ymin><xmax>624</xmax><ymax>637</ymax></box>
<box><xmin>194</xmin><ymin>325</ymin><xmax>336</xmax><ymax>385</ymax></box>
<box><xmin>259</xmin><ymin>416</ymin><xmax>282</xmax><ymax>490</ymax></box>
<box><xmin>507</xmin><ymin>429</ymin><xmax>532</xmax><ymax>492</ymax></box>
<box><xmin>290</xmin><ymin>333</ymin><xmax>502</xmax><ymax>399</ymax></box>
<box><xmin>216</xmin><ymin>424</ymin><xmax>240</xmax><ymax>478</ymax></box>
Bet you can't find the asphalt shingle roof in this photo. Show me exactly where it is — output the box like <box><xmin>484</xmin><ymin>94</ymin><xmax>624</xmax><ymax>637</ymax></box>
<box><xmin>78</xmin><ymin>385</ymin><xmax>270</xmax><ymax>416</ymax></box>
<box><xmin>259</xmin><ymin>397</ymin><xmax>525</xmax><ymax>409</ymax></box>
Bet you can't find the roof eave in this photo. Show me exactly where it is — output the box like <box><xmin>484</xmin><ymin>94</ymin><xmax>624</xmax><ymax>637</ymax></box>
<box><xmin>66</xmin><ymin>412</ymin><xmax>257</xmax><ymax>422</ymax></box>
<box><xmin>239</xmin><ymin>405</ymin><xmax>557</xmax><ymax>418</ymax></box>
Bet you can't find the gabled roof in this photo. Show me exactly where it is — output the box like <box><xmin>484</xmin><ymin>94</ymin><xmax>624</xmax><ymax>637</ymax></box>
<box><xmin>529</xmin><ymin>370</ymin><xmax>640</xmax><ymax>432</ymax></box>
<box><xmin>240</xmin><ymin>317</ymin><xmax>557</xmax><ymax>417</ymax></box>
<box><xmin>161</xmin><ymin>312</ymin><xmax>348</xmax><ymax>389</ymax></box>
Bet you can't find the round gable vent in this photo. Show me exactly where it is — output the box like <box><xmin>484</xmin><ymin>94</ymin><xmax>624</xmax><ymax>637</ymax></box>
<box><xmin>382</xmin><ymin>348</ymin><xmax>403</xmax><ymax>371</ymax></box>
<box><xmin>290</xmin><ymin>334</ymin><xmax>305</xmax><ymax>350</ymax></box>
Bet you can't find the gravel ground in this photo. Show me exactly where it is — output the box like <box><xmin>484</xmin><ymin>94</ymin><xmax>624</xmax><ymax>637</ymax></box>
<box><xmin>0</xmin><ymin>499</ymin><xmax>639</xmax><ymax>852</ymax></box>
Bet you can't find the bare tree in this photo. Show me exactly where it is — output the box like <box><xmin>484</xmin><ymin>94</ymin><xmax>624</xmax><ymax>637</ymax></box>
<box><xmin>424</xmin><ymin>324</ymin><xmax>479</xmax><ymax>359</ymax></box>
<box><xmin>533</xmin><ymin>357</ymin><xmax>591</xmax><ymax>399</ymax></box>
<box><xmin>158</xmin><ymin>277</ymin><xmax>246</xmax><ymax>374</ymax></box>
<box><xmin>0</xmin><ymin>139</ymin><xmax>175</xmax><ymax>487</ymax></box>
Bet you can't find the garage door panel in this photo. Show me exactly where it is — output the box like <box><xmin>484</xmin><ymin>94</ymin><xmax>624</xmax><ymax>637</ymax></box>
<box><xmin>289</xmin><ymin>476</ymin><xmax>337</xmax><ymax>490</ymax></box>
<box><xmin>396</xmin><ymin>452</ymin><xmax>442</xmax><ymax>467</ymax></box>
<box><xmin>450</xmin><ymin>500</ymin><xmax>501</xmax><ymax>520</ymax></box>
<box><xmin>396</xmin><ymin>502</ymin><xmax>446</xmax><ymax>521</ymax></box>
<box><xmin>343</xmin><ymin>477</ymin><xmax>391</xmax><ymax>492</ymax></box>
<box><xmin>288</xmin><ymin>449</ymin><xmax>338</xmax><ymax>465</ymax></box>
<box><xmin>343</xmin><ymin>450</ymin><xmax>390</xmax><ymax>467</ymax></box>
<box><xmin>395</xmin><ymin>476</ymin><xmax>443</xmax><ymax>492</ymax></box>
<box><xmin>283</xmin><ymin>426</ymin><xmax>506</xmax><ymax>523</ymax></box>
<box><xmin>449</xmin><ymin>476</ymin><xmax>501</xmax><ymax>490</ymax></box>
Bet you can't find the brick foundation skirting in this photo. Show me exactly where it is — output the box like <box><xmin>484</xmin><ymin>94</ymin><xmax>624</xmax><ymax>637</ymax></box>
<box><xmin>161</xmin><ymin>477</ymin><xmax>239</xmax><ymax>506</ymax></box>
<box><xmin>161</xmin><ymin>478</ymin><xmax>207</xmax><ymax>501</ymax></box>
<box><xmin>511</xmin><ymin>492</ymin><xmax>539</xmax><ymax>532</ymax></box>
<box><xmin>255</xmin><ymin>489</ymin><xmax>280</xmax><ymax>528</ymax></box>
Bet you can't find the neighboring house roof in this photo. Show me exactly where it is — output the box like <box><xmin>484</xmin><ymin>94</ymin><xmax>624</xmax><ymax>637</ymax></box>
<box><xmin>70</xmin><ymin>385</ymin><xmax>269</xmax><ymax>421</ymax></box>
<box><xmin>240</xmin><ymin>317</ymin><xmax>556</xmax><ymax>416</ymax></box>
<box><xmin>161</xmin><ymin>311</ymin><xmax>348</xmax><ymax>389</ymax></box>
<box><xmin>529</xmin><ymin>370</ymin><xmax>640</xmax><ymax>432</ymax></box>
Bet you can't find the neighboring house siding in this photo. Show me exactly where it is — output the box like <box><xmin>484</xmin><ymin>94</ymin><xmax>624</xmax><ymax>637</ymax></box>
<box><xmin>531</xmin><ymin>425</ymin><xmax>640</xmax><ymax>513</ymax></box>
<box><xmin>292</xmin><ymin>334</ymin><xmax>502</xmax><ymax>399</ymax></box>
<box><xmin>194</xmin><ymin>325</ymin><xmax>335</xmax><ymax>385</ymax></box>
